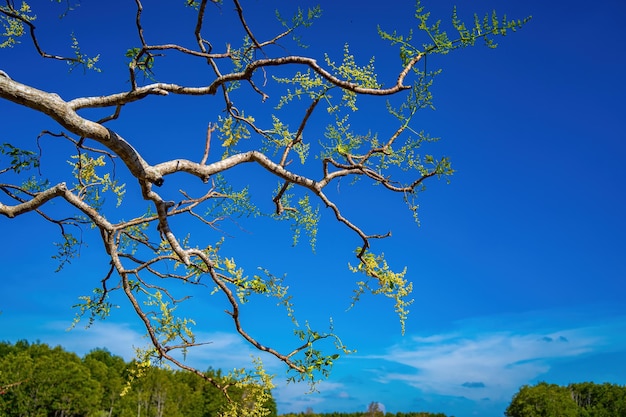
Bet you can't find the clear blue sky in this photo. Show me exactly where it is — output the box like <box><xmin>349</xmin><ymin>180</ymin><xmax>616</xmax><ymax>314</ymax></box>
<box><xmin>1</xmin><ymin>1</ymin><xmax>625</xmax><ymax>416</ymax></box>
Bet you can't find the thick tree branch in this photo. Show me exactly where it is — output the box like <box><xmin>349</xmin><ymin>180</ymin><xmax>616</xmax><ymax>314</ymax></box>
<box><xmin>0</xmin><ymin>76</ymin><xmax>163</xmax><ymax>186</ymax></box>
<box><xmin>0</xmin><ymin>182</ymin><xmax>68</xmax><ymax>218</ymax></box>
<box><xmin>154</xmin><ymin>151</ymin><xmax>320</xmax><ymax>192</ymax></box>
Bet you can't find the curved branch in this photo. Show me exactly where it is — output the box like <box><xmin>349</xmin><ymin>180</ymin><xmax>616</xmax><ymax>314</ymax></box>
<box><xmin>191</xmin><ymin>249</ymin><xmax>307</xmax><ymax>374</ymax></box>
<box><xmin>232</xmin><ymin>0</ymin><xmax>262</xmax><ymax>51</ymax></box>
<box><xmin>0</xmin><ymin>76</ymin><xmax>163</xmax><ymax>186</ymax></box>
<box><xmin>154</xmin><ymin>151</ymin><xmax>320</xmax><ymax>192</ymax></box>
<box><xmin>0</xmin><ymin>182</ymin><xmax>68</xmax><ymax>218</ymax></box>
<box><xmin>67</xmin><ymin>54</ymin><xmax>421</xmax><ymax>110</ymax></box>
<box><xmin>0</xmin><ymin>6</ymin><xmax>78</xmax><ymax>64</ymax></box>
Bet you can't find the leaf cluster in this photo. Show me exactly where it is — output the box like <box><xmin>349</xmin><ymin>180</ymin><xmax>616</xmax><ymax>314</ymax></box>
<box><xmin>349</xmin><ymin>250</ymin><xmax>413</xmax><ymax>334</ymax></box>
<box><xmin>0</xmin><ymin>142</ymin><xmax>39</xmax><ymax>174</ymax></box>
<box><xmin>378</xmin><ymin>0</ymin><xmax>531</xmax><ymax>62</ymax></box>
<box><xmin>68</xmin><ymin>32</ymin><xmax>100</xmax><ymax>72</ymax></box>
<box><xmin>69</xmin><ymin>153</ymin><xmax>126</xmax><ymax>210</ymax></box>
<box><xmin>275</xmin><ymin>6</ymin><xmax>322</xmax><ymax>48</ymax></box>
<box><xmin>0</xmin><ymin>1</ymin><xmax>35</xmax><ymax>48</ymax></box>
<box><xmin>272</xmin><ymin>188</ymin><xmax>320</xmax><ymax>250</ymax></box>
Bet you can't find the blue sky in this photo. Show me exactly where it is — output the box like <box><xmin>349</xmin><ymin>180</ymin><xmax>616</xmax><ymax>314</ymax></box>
<box><xmin>1</xmin><ymin>1</ymin><xmax>625</xmax><ymax>417</ymax></box>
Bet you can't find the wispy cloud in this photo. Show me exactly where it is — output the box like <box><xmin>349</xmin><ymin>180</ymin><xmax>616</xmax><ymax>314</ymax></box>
<box><xmin>45</xmin><ymin>320</ymin><xmax>144</xmax><ymax>360</ymax></box>
<box><xmin>44</xmin><ymin>321</ymin><xmax>278</xmax><ymax>372</ymax></box>
<box><xmin>274</xmin><ymin>379</ymin><xmax>351</xmax><ymax>414</ymax></box>
<box><xmin>178</xmin><ymin>331</ymin><xmax>281</xmax><ymax>371</ymax></box>
<box><xmin>366</xmin><ymin>313</ymin><xmax>626</xmax><ymax>402</ymax></box>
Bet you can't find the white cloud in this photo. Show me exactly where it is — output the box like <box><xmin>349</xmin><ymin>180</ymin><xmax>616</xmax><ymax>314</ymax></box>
<box><xmin>45</xmin><ymin>321</ymin><xmax>279</xmax><ymax>372</ymax></box>
<box><xmin>274</xmin><ymin>379</ymin><xmax>348</xmax><ymax>414</ymax></box>
<box><xmin>45</xmin><ymin>320</ymin><xmax>144</xmax><ymax>360</ymax></box>
<box><xmin>368</xmin><ymin>314</ymin><xmax>626</xmax><ymax>402</ymax></box>
<box><xmin>176</xmin><ymin>331</ymin><xmax>280</xmax><ymax>371</ymax></box>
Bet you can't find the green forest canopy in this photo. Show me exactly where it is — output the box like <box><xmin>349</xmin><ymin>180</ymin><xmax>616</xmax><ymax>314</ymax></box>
<box><xmin>0</xmin><ymin>341</ymin><xmax>456</xmax><ymax>417</ymax></box>
<box><xmin>506</xmin><ymin>381</ymin><xmax>626</xmax><ymax>417</ymax></box>
<box><xmin>0</xmin><ymin>339</ymin><xmax>274</xmax><ymax>417</ymax></box>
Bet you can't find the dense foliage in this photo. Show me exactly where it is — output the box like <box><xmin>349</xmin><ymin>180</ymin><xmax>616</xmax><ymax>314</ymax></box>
<box><xmin>0</xmin><ymin>340</ymin><xmax>276</xmax><ymax>417</ymax></box>
<box><xmin>506</xmin><ymin>381</ymin><xmax>626</xmax><ymax>417</ymax></box>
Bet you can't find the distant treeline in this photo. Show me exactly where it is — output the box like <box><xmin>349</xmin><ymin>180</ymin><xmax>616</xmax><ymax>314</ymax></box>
<box><xmin>0</xmin><ymin>340</ymin><xmax>276</xmax><ymax>417</ymax></box>
<box><xmin>279</xmin><ymin>412</ymin><xmax>450</xmax><ymax>417</ymax></box>
<box><xmin>506</xmin><ymin>381</ymin><xmax>626</xmax><ymax>417</ymax></box>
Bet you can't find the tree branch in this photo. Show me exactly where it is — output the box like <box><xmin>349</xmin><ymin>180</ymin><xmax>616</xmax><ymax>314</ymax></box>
<box><xmin>0</xmin><ymin>76</ymin><xmax>163</xmax><ymax>186</ymax></box>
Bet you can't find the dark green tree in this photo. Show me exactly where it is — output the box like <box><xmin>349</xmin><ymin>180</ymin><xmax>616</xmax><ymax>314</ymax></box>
<box><xmin>506</xmin><ymin>382</ymin><xmax>609</xmax><ymax>417</ymax></box>
<box><xmin>0</xmin><ymin>342</ymin><xmax>102</xmax><ymax>416</ymax></box>
<box><xmin>569</xmin><ymin>382</ymin><xmax>626</xmax><ymax>417</ymax></box>
<box><xmin>31</xmin><ymin>348</ymin><xmax>101</xmax><ymax>416</ymax></box>
<box><xmin>1</xmin><ymin>340</ymin><xmax>280</xmax><ymax>416</ymax></box>
<box><xmin>0</xmin><ymin>350</ymin><xmax>33</xmax><ymax>416</ymax></box>
<box><xmin>83</xmin><ymin>348</ymin><xmax>127</xmax><ymax>417</ymax></box>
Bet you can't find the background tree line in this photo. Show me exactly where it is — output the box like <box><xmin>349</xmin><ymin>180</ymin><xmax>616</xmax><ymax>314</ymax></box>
<box><xmin>281</xmin><ymin>401</ymin><xmax>450</xmax><ymax>417</ymax></box>
<box><xmin>0</xmin><ymin>340</ymin><xmax>276</xmax><ymax>417</ymax></box>
<box><xmin>506</xmin><ymin>381</ymin><xmax>626</xmax><ymax>417</ymax></box>
<box><xmin>0</xmin><ymin>340</ymin><xmax>455</xmax><ymax>417</ymax></box>
<box><xmin>279</xmin><ymin>411</ymin><xmax>450</xmax><ymax>417</ymax></box>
